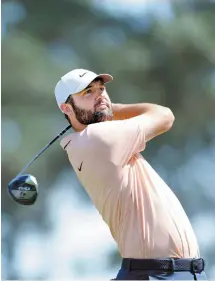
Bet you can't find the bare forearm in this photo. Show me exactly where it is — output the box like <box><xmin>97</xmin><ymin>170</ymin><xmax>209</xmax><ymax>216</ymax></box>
<box><xmin>112</xmin><ymin>103</ymin><xmax>169</xmax><ymax>120</ymax></box>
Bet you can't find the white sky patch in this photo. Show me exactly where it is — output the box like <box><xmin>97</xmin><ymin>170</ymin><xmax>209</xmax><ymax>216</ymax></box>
<box><xmin>93</xmin><ymin>0</ymin><xmax>173</xmax><ymax>20</ymax></box>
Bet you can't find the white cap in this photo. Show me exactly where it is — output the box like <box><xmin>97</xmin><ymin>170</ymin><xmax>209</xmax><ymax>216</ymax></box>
<box><xmin>54</xmin><ymin>68</ymin><xmax>113</xmax><ymax>111</ymax></box>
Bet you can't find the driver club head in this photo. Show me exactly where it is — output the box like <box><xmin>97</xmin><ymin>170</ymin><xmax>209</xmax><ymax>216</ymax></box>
<box><xmin>8</xmin><ymin>174</ymin><xmax>39</xmax><ymax>205</ymax></box>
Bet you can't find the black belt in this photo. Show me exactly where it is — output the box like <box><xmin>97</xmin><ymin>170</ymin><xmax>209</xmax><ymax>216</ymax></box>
<box><xmin>121</xmin><ymin>258</ymin><xmax>205</xmax><ymax>273</ymax></box>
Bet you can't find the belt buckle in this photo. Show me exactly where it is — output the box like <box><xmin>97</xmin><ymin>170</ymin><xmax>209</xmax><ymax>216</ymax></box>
<box><xmin>191</xmin><ymin>258</ymin><xmax>203</xmax><ymax>273</ymax></box>
<box><xmin>125</xmin><ymin>259</ymin><xmax>131</xmax><ymax>271</ymax></box>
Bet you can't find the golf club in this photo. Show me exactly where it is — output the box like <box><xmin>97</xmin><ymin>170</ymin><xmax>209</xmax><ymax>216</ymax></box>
<box><xmin>8</xmin><ymin>124</ymin><xmax>72</xmax><ymax>205</ymax></box>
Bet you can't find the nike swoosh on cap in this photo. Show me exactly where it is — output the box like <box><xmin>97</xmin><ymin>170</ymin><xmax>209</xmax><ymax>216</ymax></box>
<box><xmin>79</xmin><ymin>72</ymin><xmax>87</xmax><ymax>77</ymax></box>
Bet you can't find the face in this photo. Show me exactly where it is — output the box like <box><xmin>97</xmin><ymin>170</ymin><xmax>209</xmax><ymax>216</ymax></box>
<box><xmin>64</xmin><ymin>79</ymin><xmax>113</xmax><ymax>125</ymax></box>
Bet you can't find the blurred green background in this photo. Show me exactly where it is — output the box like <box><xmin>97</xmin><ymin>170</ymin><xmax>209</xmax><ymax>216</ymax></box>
<box><xmin>2</xmin><ymin>0</ymin><xmax>215</xmax><ymax>279</ymax></box>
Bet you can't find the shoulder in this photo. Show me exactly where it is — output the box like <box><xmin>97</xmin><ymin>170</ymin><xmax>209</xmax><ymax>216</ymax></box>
<box><xmin>86</xmin><ymin>120</ymin><xmax>122</xmax><ymax>137</ymax></box>
<box><xmin>60</xmin><ymin>121</ymin><xmax>123</xmax><ymax>149</ymax></box>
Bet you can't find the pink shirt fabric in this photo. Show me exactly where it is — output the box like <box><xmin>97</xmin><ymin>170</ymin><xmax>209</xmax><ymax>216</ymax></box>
<box><xmin>60</xmin><ymin>116</ymin><xmax>200</xmax><ymax>259</ymax></box>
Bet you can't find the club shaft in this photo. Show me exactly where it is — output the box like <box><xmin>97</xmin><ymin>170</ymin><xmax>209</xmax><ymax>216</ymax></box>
<box><xmin>16</xmin><ymin>125</ymin><xmax>71</xmax><ymax>177</ymax></box>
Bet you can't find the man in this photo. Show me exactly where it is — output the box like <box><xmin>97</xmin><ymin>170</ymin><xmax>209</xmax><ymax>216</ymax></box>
<box><xmin>54</xmin><ymin>68</ymin><xmax>207</xmax><ymax>280</ymax></box>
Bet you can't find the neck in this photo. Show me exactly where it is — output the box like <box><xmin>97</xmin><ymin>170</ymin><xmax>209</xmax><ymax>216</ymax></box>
<box><xmin>71</xmin><ymin>119</ymin><xmax>87</xmax><ymax>132</ymax></box>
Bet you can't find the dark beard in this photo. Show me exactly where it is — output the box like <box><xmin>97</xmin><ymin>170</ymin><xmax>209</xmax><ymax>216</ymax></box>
<box><xmin>69</xmin><ymin>97</ymin><xmax>113</xmax><ymax>125</ymax></box>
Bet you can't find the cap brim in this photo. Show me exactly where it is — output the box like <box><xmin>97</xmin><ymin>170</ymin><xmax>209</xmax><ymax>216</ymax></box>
<box><xmin>75</xmin><ymin>73</ymin><xmax>113</xmax><ymax>94</ymax></box>
<box><xmin>97</xmin><ymin>74</ymin><xmax>113</xmax><ymax>84</ymax></box>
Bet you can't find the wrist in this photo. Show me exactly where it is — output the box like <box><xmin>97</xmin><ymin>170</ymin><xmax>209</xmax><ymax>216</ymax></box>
<box><xmin>112</xmin><ymin>103</ymin><xmax>124</xmax><ymax>120</ymax></box>
<box><xmin>112</xmin><ymin>102</ymin><xmax>120</xmax><ymax>110</ymax></box>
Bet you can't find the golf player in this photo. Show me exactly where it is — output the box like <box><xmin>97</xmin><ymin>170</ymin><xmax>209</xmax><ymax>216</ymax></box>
<box><xmin>54</xmin><ymin>69</ymin><xmax>207</xmax><ymax>280</ymax></box>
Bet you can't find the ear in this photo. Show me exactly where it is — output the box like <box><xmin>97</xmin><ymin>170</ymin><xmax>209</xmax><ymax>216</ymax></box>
<box><xmin>60</xmin><ymin>103</ymin><xmax>73</xmax><ymax>115</ymax></box>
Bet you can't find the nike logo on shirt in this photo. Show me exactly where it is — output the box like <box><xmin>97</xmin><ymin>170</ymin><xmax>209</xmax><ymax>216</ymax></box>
<box><xmin>78</xmin><ymin>161</ymin><xmax>83</xmax><ymax>171</ymax></box>
<box><xmin>63</xmin><ymin>140</ymin><xmax>71</xmax><ymax>150</ymax></box>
